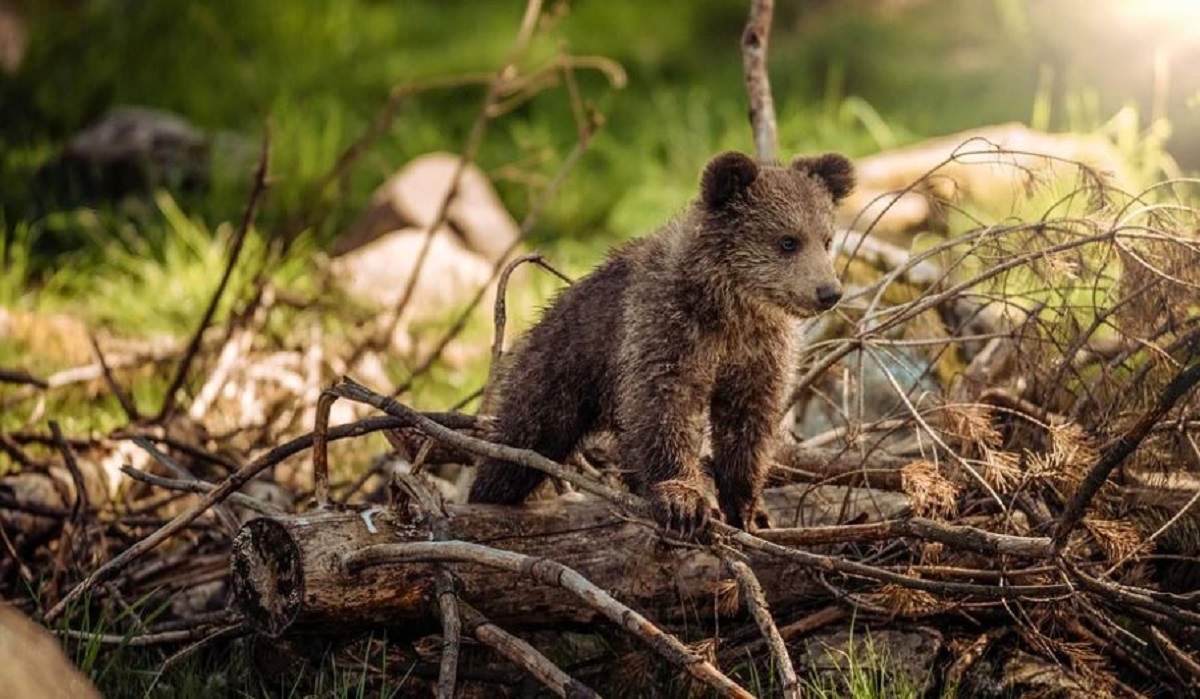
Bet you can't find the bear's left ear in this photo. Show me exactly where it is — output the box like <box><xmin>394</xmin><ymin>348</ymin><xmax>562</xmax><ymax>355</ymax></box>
<box><xmin>792</xmin><ymin>153</ymin><xmax>855</xmax><ymax>203</ymax></box>
<box><xmin>701</xmin><ymin>151</ymin><xmax>759</xmax><ymax>209</ymax></box>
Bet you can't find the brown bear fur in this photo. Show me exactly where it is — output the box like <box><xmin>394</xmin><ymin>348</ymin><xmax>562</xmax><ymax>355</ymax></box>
<box><xmin>469</xmin><ymin>150</ymin><xmax>854</xmax><ymax>537</ymax></box>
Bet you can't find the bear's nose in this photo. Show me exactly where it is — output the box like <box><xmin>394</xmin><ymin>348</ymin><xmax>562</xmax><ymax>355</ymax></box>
<box><xmin>816</xmin><ymin>284</ymin><xmax>842</xmax><ymax>310</ymax></box>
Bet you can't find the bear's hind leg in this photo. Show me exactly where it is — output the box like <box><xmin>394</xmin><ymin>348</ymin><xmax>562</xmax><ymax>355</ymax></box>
<box><xmin>468</xmin><ymin>373</ymin><xmax>596</xmax><ymax>504</ymax></box>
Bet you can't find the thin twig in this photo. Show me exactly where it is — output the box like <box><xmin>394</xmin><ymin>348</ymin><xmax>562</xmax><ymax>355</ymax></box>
<box><xmin>718</xmin><ymin>606</ymin><xmax>846</xmax><ymax>667</ymax></box>
<box><xmin>1151</xmin><ymin>626</ymin><xmax>1200</xmax><ymax>688</ymax></box>
<box><xmin>49</xmin><ymin>421</ymin><xmax>87</xmax><ymax>526</ymax></box>
<box><xmin>119</xmin><ymin>465</ymin><xmax>281</xmax><ymax>516</ymax></box>
<box><xmin>131</xmin><ymin>437</ymin><xmax>240</xmax><ymax>533</ymax></box>
<box><xmin>157</xmin><ymin>126</ymin><xmax>270</xmax><ymax>422</ymax></box>
<box><xmin>395</xmin><ymin>474</ymin><xmax>461</xmax><ymax>699</ymax></box>
<box><xmin>0</xmin><ymin>432</ymin><xmax>40</xmax><ymax>469</ymax></box>
<box><xmin>312</xmin><ymin>389</ymin><xmax>337</xmax><ymax>508</ymax></box>
<box><xmin>159</xmin><ymin>623</ymin><xmax>249</xmax><ymax>674</ymax></box>
<box><xmin>89</xmin><ymin>333</ymin><xmax>140</xmax><ymax>421</ymax></box>
<box><xmin>759</xmin><ymin>517</ymin><xmax>1050</xmax><ymax>557</ymax></box>
<box><xmin>55</xmin><ymin>624</ymin><xmax>238</xmax><ymax>647</ymax></box>
<box><xmin>434</xmin><ymin>573</ymin><xmax>461</xmax><ymax>699</ymax></box>
<box><xmin>486</xmin><ymin>251</ymin><xmax>572</xmax><ymax>394</ymax></box>
<box><xmin>0</xmin><ymin>367</ymin><xmax>48</xmax><ymax>389</ymax></box>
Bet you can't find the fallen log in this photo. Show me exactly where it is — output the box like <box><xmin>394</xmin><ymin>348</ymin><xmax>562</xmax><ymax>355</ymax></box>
<box><xmin>230</xmin><ymin>484</ymin><xmax>908</xmax><ymax>636</ymax></box>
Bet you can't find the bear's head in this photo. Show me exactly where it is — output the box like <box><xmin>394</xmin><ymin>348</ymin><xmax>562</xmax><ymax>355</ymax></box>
<box><xmin>695</xmin><ymin>150</ymin><xmax>853</xmax><ymax>317</ymax></box>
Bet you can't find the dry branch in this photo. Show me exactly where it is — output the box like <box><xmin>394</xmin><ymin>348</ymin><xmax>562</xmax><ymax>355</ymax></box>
<box><xmin>718</xmin><ymin>606</ymin><xmax>846</xmax><ymax>668</ymax></box>
<box><xmin>49</xmin><ymin>421</ymin><xmax>87</xmax><ymax>527</ymax></box>
<box><xmin>330</xmin><ymin>377</ymin><xmax>1066</xmax><ymax>602</ymax></box>
<box><xmin>44</xmin><ymin>412</ymin><xmax>472</xmax><ymax>622</ymax></box>
<box><xmin>119</xmin><ymin>466</ymin><xmax>281</xmax><ymax>517</ymax></box>
<box><xmin>459</xmin><ymin>602</ymin><xmax>599</xmax><ymax>698</ymax></box>
<box><xmin>1053</xmin><ymin>354</ymin><xmax>1200</xmax><ymax>552</ymax></box>
<box><xmin>157</xmin><ymin>127</ymin><xmax>269</xmax><ymax>422</ymax></box>
<box><xmin>88</xmin><ymin>333</ymin><xmax>139</xmax><ymax>421</ymax></box>
<box><xmin>741</xmin><ymin>0</ymin><xmax>778</xmax><ymax>161</ymax></box>
<box><xmin>343</xmin><ymin>541</ymin><xmax>753</xmax><ymax>698</ymax></box>
<box><xmin>723</xmin><ymin>553</ymin><xmax>800</xmax><ymax>699</ymax></box>
<box><xmin>131</xmin><ymin>437</ymin><xmax>240</xmax><ymax>533</ymax></box>
<box><xmin>760</xmin><ymin>517</ymin><xmax>1050</xmax><ymax>558</ymax></box>
<box><xmin>0</xmin><ymin>367</ymin><xmax>48</xmax><ymax>388</ymax></box>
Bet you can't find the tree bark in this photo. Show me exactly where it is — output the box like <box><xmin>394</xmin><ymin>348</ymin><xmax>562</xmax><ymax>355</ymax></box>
<box><xmin>230</xmin><ymin>484</ymin><xmax>908</xmax><ymax>636</ymax></box>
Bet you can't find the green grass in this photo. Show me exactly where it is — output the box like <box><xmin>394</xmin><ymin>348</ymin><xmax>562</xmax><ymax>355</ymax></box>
<box><xmin>799</xmin><ymin>630</ymin><xmax>925</xmax><ymax>699</ymax></box>
<box><xmin>44</xmin><ymin>589</ymin><xmax>413</xmax><ymax>698</ymax></box>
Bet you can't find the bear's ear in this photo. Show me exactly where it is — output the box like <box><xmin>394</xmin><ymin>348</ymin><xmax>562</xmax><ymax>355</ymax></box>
<box><xmin>701</xmin><ymin>151</ymin><xmax>759</xmax><ymax>209</ymax></box>
<box><xmin>792</xmin><ymin>153</ymin><xmax>855</xmax><ymax>203</ymax></box>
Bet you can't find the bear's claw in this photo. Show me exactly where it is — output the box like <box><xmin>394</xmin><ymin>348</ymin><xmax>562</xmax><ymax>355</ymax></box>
<box><xmin>650</xmin><ymin>479</ymin><xmax>714</xmax><ymax>540</ymax></box>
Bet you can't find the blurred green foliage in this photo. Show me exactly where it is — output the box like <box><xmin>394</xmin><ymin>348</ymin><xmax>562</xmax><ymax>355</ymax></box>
<box><xmin>4</xmin><ymin>0</ymin><xmax>1197</xmax><ymax>272</ymax></box>
<box><xmin>0</xmin><ymin>0</ymin><xmax>1194</xmax><ymax>424</ymax></box>
<box><xmin>0</xmin><ymin>4</ymin><xmax>1091</xmax><ymax>246</ymax></box>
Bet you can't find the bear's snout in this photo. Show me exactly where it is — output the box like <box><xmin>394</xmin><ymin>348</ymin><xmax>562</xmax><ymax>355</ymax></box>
<box><xmin>815</xmin><ymin>283</ymin><xmax>842</xmax><ymax>311</ymax></box>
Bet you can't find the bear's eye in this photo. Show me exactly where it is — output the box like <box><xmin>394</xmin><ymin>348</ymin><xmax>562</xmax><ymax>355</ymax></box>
<box><xmin>779</xmin><ymin>236</ymin><xmax>800</xmax><ymax>253</ymax></box>
<box><xmin>823</xmin><ymin>236</ymin><xmax>832</xmax><ymax>251</ymax></box>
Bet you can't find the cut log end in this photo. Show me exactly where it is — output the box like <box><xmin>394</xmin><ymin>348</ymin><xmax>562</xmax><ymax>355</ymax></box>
<box><xmin>231</xmin><ymin>518</ymin><xmax>303</xmax><ymax>637</ymax></box>
<box><xmin>230</xmin><ymin>509</ymin><xmax>439</xmax><ymax>636</ymax></box>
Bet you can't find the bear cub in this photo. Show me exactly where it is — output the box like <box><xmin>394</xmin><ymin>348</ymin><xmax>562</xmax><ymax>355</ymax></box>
<box><xmin>469</xmin><ymin>150</ymin><xmax>854</xmax><ymax>537</ymax></box>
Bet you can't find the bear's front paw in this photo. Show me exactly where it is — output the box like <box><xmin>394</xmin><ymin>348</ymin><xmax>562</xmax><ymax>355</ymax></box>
<box><xmin>721</xmin><ymin>495</ymin><xmax>773</xmax><ymax>534</ymax></box>
<box><xmin>649</xmin><ymin>480</ymin><xmax>717</xmax><ymax>540</ymax></box>
<box><xmin>748</xmin><ymin>498</ymin><xmax>773</xmax><ymax>533</ymax></box>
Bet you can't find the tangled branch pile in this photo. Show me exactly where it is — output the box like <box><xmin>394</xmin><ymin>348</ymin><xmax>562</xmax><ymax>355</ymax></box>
<box><xmin>3</xmin><ymin>1</ymin><xmax>1200</xmax><ymax>697</ymax></box>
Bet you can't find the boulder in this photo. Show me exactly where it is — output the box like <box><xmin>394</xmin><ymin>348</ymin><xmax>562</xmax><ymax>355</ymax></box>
<box><xmin>333</xmin><ymin>152</ymin><xmax>520</xmax><ymax>263</ymax></box>
<box><xmin>330</xmin><ymin>225</ymin><xmax>495</xmax><ymax>354</ymax></box>
<box><xmin>43</xmin><ymin>107</ymin><xmax>210</xmax><ymax>201</ymax></box>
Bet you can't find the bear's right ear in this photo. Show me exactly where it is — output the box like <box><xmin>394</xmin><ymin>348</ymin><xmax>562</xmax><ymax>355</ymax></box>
<box><xmin>701</xmin><ymin>151</ymin><xmax>759</xmax><ymax>209</ymax></box>
<box><xmin>792</xmin><ymin>153</ymin><xmax>855</xmax><ymax>203</ymax></box>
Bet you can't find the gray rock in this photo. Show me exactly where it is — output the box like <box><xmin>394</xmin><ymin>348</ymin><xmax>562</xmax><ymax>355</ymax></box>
<box><xmin>47</xmin><ymin>106</ymin><xmax>210</xmax><ymax>200</ymax></box>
